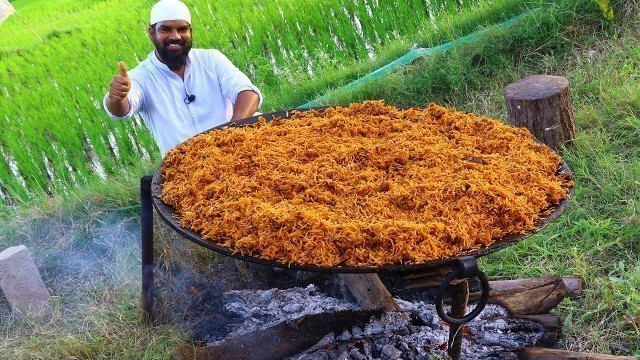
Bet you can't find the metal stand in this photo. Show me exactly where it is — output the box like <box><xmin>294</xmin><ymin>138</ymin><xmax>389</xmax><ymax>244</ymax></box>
<box><xmin>435</xmin><ymin>257</ymin><xmax>490</xmax><ymax>360</ymax></box>
<box><xmin>447</xmin><ymin>281</ymin><xmax>469</xmax><ymax>359</ymax></box>
<box><xmin>141</xmin><ymin>176</ymin><xmax>155</xmax><ymax>322</ymax></box>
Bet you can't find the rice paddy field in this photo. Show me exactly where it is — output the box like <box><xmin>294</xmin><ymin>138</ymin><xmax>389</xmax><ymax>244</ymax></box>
<box><xmin>0</xmin><ymin>0</ymin><xmax>639</xmax><ymax>358</ymax></box>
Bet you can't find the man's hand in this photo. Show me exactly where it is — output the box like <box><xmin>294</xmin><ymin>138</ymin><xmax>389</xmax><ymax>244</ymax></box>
<box><xmin>109</xmin><ymin>61</ymin><xmax>130</xmax><ymax>102</ymax></box>
<box><xmin>106</xmin><ymin>61</ymin><xmax>132</xmax><ymax>117</ymax></box>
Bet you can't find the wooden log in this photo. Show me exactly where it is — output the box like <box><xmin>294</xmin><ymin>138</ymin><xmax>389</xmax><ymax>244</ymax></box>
<box><xmin>180</xmin><ymin>309</ymin><xmax>383</xmax><ymax>360</ymax></box>
<box><xmin>513</xmin><ymin>314</ymin><xmax>562</xmax><ymax>346</ymax></box>
<box><xmin>404</xmin><ymin>275</ymin><xmax>581</xmax><ymax>315</ymax></box>
<box><xmin>468</xmin><ymin>276</ymin><xmax>575</xmax><ymax>315</ymax></box>
<box><xmin>504</xmin><ymin>75</ymin><xmax>576</xmax><ymax>151</ymax></box>
<box><xmin>404</xmin><ymin>275</ymin><xmax>444</xmax><ymax>289</ymax></box>
<box><xmin>519</xmin><ymin>347</ymin><xmax>636</xmax><ymax>360</ymax></box>
<box><xmin>514</xmin><ymin>314</ymin><xmax>561</xmax><ymax>330</ymax></box>
<box><xmin>481</xmin><ymin>277</ymin><xmax>580</xmax><ymax>297</ymax></box>
<box><xmin>402</xmin><ymin>264</ymin><xmax>453</xmax><ymax>279</ymax></box>
<box><xmin>447</xmin><ymin>281</ymin><xmax>469</xmax><ymax>360</ymax></box>
<box><xmin>339</xmin><ymin>273</ymin><xmax>400</xmax><ymax>311</ymax></box>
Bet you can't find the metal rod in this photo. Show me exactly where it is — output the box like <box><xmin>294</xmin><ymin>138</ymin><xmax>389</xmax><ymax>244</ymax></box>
<box><xmin>141</xmin><ymin>176</ymin><xmax>154</xmax><ymax>322</ymax></box>
<box><xmin>447</xmin><ymin>280</ymin><xmax>469</xmax><ymax>360</ymax></box>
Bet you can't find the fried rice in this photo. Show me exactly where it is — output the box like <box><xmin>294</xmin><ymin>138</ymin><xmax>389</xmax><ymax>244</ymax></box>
<box><xmin>159</xmin><ymin>101</ymin><xmax>573</xmax><ymax>267</ymax></box>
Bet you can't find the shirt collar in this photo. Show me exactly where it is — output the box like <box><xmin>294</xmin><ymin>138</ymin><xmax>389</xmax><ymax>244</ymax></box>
<box><xmin>148</xmin><ymin>51</ymin><xmax>192</xmax><ymax>78</ymax></box>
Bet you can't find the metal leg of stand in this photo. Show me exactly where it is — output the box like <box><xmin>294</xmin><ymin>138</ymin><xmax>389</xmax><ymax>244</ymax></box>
<box><xmin>435</xmin><ymin>257</ymin><xmax>490</xmax><ymax>360</ymax></box>
<box><xmin>141</xmin><ymin>176</ymin><xmax>155</xmax><ymax>322</ymax></box>
<box><xmin>447</xmin><ymin>280</ymin><xmax>469</xmax><ymax>360</ymax></box>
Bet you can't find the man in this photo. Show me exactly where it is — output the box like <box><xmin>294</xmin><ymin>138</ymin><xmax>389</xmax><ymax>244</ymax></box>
<box><xmin>104</xmin><ymin>0</ymin><xmax>262</xmax><ymax>156</ymax></box>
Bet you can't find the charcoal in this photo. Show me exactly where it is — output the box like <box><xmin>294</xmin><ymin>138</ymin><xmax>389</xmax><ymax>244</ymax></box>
<box><xmin>381</xmin><ymin>344</ymin><xmax>403</xmax><ymax>360</ymax></box>
<box><xmin>211</xmin><ymin>286</ymin><xmax>550</xmax><ymax>360</ymax></box>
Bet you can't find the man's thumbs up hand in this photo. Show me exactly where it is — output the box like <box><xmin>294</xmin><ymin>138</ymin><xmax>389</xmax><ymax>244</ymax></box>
<box><xmin>109</xmin><ymin>61</ymin><xmax>131</xmax><ymax>103</ymax></box>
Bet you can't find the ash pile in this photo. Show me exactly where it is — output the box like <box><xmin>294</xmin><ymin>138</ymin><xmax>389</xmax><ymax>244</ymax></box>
<box><xmin>207</xmin><ymin>285</ymin><xmax>549</xmax><ymax>360</ymax></box>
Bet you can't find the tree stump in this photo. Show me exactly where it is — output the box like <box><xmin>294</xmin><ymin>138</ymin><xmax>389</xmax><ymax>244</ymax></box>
<box><xmin>504</xmin><ymin>75</ymin><xmax>576</xmax><ymax>151</ymax></box>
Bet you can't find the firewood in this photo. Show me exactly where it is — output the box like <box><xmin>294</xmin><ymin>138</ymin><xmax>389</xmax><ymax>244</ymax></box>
<box><xmin>504</xmin><ymin>74</ymin><xmax>576</xmax><ymax>151</ymax></box>
<box><xmin>403</xmin><ymin>275</ymin><xmax>445</xmax><ymax>289</ymax></box>
<box><xmin>179</xmin><ymin>309</ymin><xmax>382</xmax><ymax>360</ymax></box>
<box><xmin>513</xmin><ymin>314</ymin><xmax>562</xmax><ymax>346</ymax></box>
<box><xmin>469</xmin><ymin>276</ymin><xmax>573</xmax><ymax>315</ymax></box>
<box><xmin>513</xmin><ymin>314</ymin><xmax>561</xmax><ymax>330</ymax></box>
<box><xmin>404</xmin><ymin>275</ymin><xmax>581</xmax><ymax>316</ymax></box>
<box><xmin>339</xmin><ymin>273</ymin><xmax>400</xmax><ymax>311</ymax></box>
<box><xmin>401</xmin><ymin>264</ymin><xmax>453</xmax><ymax>279</ymax></box>
<box><xmin>519</xmin><ymin>347</ymin><xmax>636</xmax><ymax>360</ymax></box>
<box><xmin>447</xmin><ymin>281</ymin><xmax>469</xmax><ymax>359</ymax></box>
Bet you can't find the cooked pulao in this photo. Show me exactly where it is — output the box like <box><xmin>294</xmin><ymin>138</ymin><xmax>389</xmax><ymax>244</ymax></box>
<box><xmin>159</xmin><ymin>101</ymin><xmax>573</xmax><ymax>267</ymax></box>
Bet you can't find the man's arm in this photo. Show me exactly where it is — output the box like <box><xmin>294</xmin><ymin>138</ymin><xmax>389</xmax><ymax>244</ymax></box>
<box><xmin>209</xmin><ymin>50</ymin><xmax>263</xmax><ymax>117</ymax></box>
<box><xmin>230</xmin><ymin>90</ymin><xmax>260</xmax><ymax>121</ymax></box>
<box><xmin>106</xmin><ymin>62</ymin><xmax>132</xmax><ymax>117</ymax></box>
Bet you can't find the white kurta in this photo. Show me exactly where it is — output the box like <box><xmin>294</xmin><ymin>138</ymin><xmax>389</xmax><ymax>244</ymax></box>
<box><xmin>104</xmin><ymin>49</ymin><xmax>262</xmax><ymax>156</ymax></box>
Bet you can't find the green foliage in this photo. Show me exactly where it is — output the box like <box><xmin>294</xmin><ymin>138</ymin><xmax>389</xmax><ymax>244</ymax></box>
<box><xmin>595</xmin><ymin>0</ymin><xmax>614</xmax><ymax>20</ymax></box>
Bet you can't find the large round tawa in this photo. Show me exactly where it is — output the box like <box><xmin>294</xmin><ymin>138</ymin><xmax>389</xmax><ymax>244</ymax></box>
<box><xmin>151</xmin><ymin>107</ymin><xmax>574</xmax><ymax>273</ymax></box>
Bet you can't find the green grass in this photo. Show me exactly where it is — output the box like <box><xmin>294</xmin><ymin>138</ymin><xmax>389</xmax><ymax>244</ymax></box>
<box><xmin>0</xmin><ymin>162</ymin><xmax>186</xmax><ymax>359</ymax></box>
<box><xmin>0</xmin><ymin>0</ymin><xmax>639</xmax><ymax>358</ymax></box>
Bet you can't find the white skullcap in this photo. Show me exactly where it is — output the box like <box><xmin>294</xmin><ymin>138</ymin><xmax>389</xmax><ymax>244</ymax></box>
<box><xmin>150</xmin><ymin>0</ymin><xmax>191</xmax><ymax>25</ymax></box>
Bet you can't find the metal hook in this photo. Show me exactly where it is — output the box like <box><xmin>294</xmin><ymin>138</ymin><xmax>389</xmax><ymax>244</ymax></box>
<box><xmin>435</xmin><ymin>256</ymin><xmax>490</xmax><ymax>325</ymax></box>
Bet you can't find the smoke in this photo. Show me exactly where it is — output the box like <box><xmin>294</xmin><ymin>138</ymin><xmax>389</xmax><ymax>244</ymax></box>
<box><xmin>0</xmin><ymin>206</ymin><xmax>368</xmax><ymax>345</ymax></box>
<box><xmin>136</xmin><ymin>220</ymin><xmax>369</xmax><ymax>341</ymax></box>
<box><xmin>0</xmin><ymin>208</ymin><xmax>141</xmax><ymax>321</ymax></box>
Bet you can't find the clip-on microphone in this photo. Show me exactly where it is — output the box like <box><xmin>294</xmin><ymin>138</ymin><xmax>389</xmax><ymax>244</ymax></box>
<box><xmin>184</xmin><ymin>94</ymin><xmax>196</xmax><ymax>104</ymax></box>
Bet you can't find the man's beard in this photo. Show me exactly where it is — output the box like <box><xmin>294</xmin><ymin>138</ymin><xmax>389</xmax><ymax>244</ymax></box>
<box><xmin>153</xmin><ymin>35</ymin><xmax>192</xmax><ymax>71</ymax></box>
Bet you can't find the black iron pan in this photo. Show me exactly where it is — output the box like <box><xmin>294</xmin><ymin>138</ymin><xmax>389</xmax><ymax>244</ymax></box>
<box><xmin>151</xmin><ymin>106</ymin><xmax>574</xmax><ymax>274</ymax></box>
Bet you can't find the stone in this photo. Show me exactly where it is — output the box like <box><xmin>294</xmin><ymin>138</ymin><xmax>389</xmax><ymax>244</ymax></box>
<box><xmin>0</xmin><ymin>245</ymin><xmax>50</xmax><ymax>315</ymax></box>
